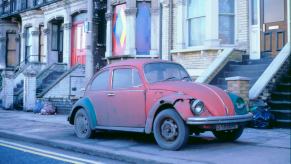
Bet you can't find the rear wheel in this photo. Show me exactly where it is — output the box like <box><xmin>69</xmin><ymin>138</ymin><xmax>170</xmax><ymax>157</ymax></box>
<box><xmin>74</xmin><ymin>108</ymin><xmax>93</xmax><ymax>139</ymax></box>
<box><xmin>212</xmin><ymin>127</ymin><xmax>244</xmax><ymax>142</ymax></box>
<box><xmin>153</xmin><ymin>109</ymin><xmax>189</xmax><ymax>150</ymax></box>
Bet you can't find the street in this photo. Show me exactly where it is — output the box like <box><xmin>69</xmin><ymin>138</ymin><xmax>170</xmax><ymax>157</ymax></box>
<box><xmin>0</xmin><ymin>109</ymin><xmax>290</xmax><ymax>164</ymax></box>
<box><xmin>0</xmin><ymin>138</ymin><xmax>127</xmax><ymax>164</ymax></box>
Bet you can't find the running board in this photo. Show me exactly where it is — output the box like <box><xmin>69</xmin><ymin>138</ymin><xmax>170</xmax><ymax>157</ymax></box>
<box><xmin>94</xmin><ymin>126</ymin><xmax>145</xmax><ymax>133</ymax></box>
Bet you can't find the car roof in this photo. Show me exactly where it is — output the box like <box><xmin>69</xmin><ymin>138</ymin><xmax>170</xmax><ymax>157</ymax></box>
<box><xmin>102</xmin><ymin>59</ymin><xmax>175</xmax><ymax>70</ymax></box>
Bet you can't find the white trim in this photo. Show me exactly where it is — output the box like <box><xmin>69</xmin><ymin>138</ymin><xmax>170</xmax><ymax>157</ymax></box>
<box><xmin>288</xmin><ymin>0</ymin><xmax>290</xmax><ymax>42</ymax></box>
<box><xmin>171</xmin><ymin>45</ymin><xmax>236</xmax><ymax>54</ymax></box>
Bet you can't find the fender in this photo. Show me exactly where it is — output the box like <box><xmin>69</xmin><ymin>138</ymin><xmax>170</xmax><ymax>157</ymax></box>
<box><xmin>144</xmin><ymin>93</ymin><xmax>193</xmax><ymax>134</ymax></box>
<box><xmin>68</xmin><ymin>97</ymin><xmax>97</xmax><ymax>129</ymax></box>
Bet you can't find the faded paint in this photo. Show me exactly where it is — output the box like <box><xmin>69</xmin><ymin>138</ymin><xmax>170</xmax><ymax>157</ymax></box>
<box><xmin>69</xmin><ymin>59</ymin><xmax>244</xmax><ymax>134</ymax></box>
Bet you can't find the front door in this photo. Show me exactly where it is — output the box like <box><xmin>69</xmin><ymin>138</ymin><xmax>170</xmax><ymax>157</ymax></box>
<box><xmin>71</xmin><ymin>22</ymin><xmax>86</xmax><ymax>66</ymax></box>
<box><xmin>261</xmin><ymin>0</ymin><xmax>288</xmax><ymax>56</ymax></box>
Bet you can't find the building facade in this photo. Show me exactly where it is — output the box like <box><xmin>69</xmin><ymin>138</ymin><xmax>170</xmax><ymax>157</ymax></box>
<box><xmin>0</xmin><ymin>0</ymin><xmax>107</xmax><ymax>112</ymax></box>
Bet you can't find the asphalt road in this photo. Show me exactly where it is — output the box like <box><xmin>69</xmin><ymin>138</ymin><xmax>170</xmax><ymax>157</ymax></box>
<box><xmin>0</xmin><ymin>138</ymin><xmax>127</xmax><ymax>164</ymax></box>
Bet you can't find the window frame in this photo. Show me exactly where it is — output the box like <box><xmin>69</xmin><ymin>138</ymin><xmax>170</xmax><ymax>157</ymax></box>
<box><xmin>112</xmin><ymin>67</ymin><xmax>143</xmax><ymax>90</ymax></box>
<box><xmin>6</xmin><ymin>32</ymin><xmax>19</xmax><ymax>67</ymax></box>
<box><xmin>51</xmin><ymin>22</ymin><xmax>63</xmax><ymax>52</ymax></box>
<box><xmin>89</xmin><ymin>69</ymin><xmax>111</xmax><ymax>91</ymax></box>
<box><xmin>25</xmin><ymin>26</ymin><xmax>32</xmax><ymax>63</ymax></box>
<box><xmin>185</xmin><ymin>0</ymin><xmax>206</xmax><ymax>47</ymax></box>
<box><xmin>218</xmin><ymin>0</ymin><xmax>236</xmax><ymax>45</ymax></box>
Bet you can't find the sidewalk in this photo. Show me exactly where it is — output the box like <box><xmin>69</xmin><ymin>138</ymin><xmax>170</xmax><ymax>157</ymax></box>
<box><xmin>0</xmin><ymin>109</ymin><xmax>290</xmax><ymax>164</ymax></box>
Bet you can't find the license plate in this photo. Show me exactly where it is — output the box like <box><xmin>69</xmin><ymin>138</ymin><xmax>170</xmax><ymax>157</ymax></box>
<box><xmin>216</xmin><ymin>124</ymin><xmax>238</xmax><ymax>131</ymax></box>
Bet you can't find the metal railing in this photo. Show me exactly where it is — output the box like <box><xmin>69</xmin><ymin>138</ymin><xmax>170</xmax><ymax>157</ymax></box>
<box><xmin>36</xmin><ymin>63</ymin><xmax>67</xmax><ymax>87</ymax></box>
<box><xmin>0</xmin><ymin>0</ymin><xmax>60</xmax><ymax>17</ymax></box>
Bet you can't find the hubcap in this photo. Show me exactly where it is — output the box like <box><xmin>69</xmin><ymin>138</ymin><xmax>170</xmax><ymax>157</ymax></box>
<box><xmin>160</xmin><ymin>118</ymin><xmax>178</xmax><ymax>141</ymax></box>
<box><xmin>76</xmin><ymin>113</ymin><xmax>88</xmax><ymax>135</ymax></box>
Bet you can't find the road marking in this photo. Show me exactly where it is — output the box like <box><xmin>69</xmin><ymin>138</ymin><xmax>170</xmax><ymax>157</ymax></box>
<box><xmin>0</xmin><ymin>139</ymin><xmax>103</xmax><ymax>164</ymax></box>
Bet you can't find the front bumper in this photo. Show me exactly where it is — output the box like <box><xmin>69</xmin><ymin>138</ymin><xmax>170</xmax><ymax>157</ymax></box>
<box><xmin>186</xmin><ymin>113</ymin><xmax>253</xmax><ymax>125</ymax></box>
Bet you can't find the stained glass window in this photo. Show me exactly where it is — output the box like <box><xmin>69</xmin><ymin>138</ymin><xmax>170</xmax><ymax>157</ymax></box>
<box><xmin>112</xmin><ymin>4</ymin><xmax>126</xmax><ymax>56</ymax></box>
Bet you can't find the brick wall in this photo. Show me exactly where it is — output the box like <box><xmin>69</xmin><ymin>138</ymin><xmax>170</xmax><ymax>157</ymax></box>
<box><xmin>43</xmin><ymin>66</ymin><xmax>86</xmax><ymax>99</ymax></box>
<box><xmin>236</xmin><ymin>0</ymin><xmax>249</xmax><ymax>51</ymax></box>
<box><xmin>172</xmin><ymin>50</ymin><xmax>220</xmax><ymax>79</ymax></box>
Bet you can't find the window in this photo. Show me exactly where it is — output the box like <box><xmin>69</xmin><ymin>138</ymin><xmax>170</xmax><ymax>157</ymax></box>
<box><xmin>39</xmin><ymin>25</ymin><xmax>45</xmax><ymax>63</ymax></box>
<box><xmin>25</xmin><ymin>27</ymin><xmax>32</xmax><ymax>62</ymax></box>
<box><xmin>91</xmin><ymin>70</ymin><xmax>110</xmax><ymax>91</ymax></box>
<box><xmin>6</xmin><ymin>33</ymin><xmax>18</xmax><ymax>67</ymax></box>
<box><xmin>219</xmin><ymin>0</ymin><xmax>235</xmax><ymax>44</ymax></box>
<box><xmin>251</xmin><ymin>0</ymin><xmax>258</xmax><ymax>25</ymax></box>
<box><xmin>136</xmin><ymin>2</ymin><xmax>151</xmax><ymax>55</ymax></box>
<box><xmin>112</xmin><ymin>4</ymin><xmax>126</xmax><ymax>56</ymax></box>
<box><xmin>113</xmin><ymin>68</ymin><xmax>142</xmax><ymax>89</ymax></box>
<box><xmin>144</xmin><ymin>63</ymin><xmax>191</xmax><ymax>83</ymax></box>
<box><xmin>187</xmin><ymin>0</ymin><xmax>206</xmax><ymax>46</ymax></box>
<box><xmin>263</xmin><ymin>0</ymin><xmax>285</xmax><ymax>23</ymax></box>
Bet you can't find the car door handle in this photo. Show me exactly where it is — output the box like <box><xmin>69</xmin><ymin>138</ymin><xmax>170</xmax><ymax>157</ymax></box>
<box><xmin>107</xmin><ymin>93</ymin><xmax>115</xmax><ymax>96</ymax></box>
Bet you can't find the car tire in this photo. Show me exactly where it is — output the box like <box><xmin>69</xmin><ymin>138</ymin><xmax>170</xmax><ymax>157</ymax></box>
<box><xmin>212</xmin><ymin>127</ymin><xmax>244</xmax><ymax>142</ymax></box>
<box><xmin>74</xmin><ymin>108</ymin><xmax>93</xmax><ymax>139</ymax></box>
<box><xmin>153</xmin><ymin>109</ymin><xmax>189</xmax><ymax>150</ymax></box>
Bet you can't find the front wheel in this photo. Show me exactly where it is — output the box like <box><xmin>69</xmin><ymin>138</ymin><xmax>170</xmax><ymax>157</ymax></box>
<box><xmin>153</xmin><ymin>109</ymin><xmax>189</xmax><ymax>150</ymax></box>
<box><xmin>74</xmin><ymin>108</ymin><xmax>93</xmax><ymax>139</ymax></box>
<box><xmin>212</xmin><ymin>127</ymin><xmax>244</xmax><ymax>142</ymax></box>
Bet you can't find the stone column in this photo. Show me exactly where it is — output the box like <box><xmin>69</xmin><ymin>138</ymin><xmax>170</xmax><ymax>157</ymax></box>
<box><xmin>161</xmin><ymin>0</ymin><xmax>170</xmax><ymax>60</ymax></box>
<box><xmin>150</xmin><ymin>2</ymin><xmax>160</xmax><ymax>56</ymax></box>
<box><xmin>20</xmin><ymin>32</ymin><xmax>26</xmax><ymax>62</ymax></box>
<box><xmin>63</xmin><ymin>22</ymin><xmax>72</xmax><ymax>67</ymax></box>
<box><xmin>23</xmin><ymin>68</ymin><xmax>37</xmax><ymax>112</ymax></box>
<box><xmin>1</xmin><ymin>71</ymin><xmax>14</xmax><ymax>109</ymax></box>
<box><xmin>105</xmin><ymin>11</ymin><xmax>113</xmax><ymax>58</ymax></box>
<box><xmin>43</xmin><ymin>28</ymin><xmax>49</xmax><ymax>64</ymax></box>
<box><xmin>175</xmin><ymin>0</ymin><xmax>185</xmax><ymax>50</ymax></box>
<box><xmin>30</xmin><ymin>29</ymin><xmax>40</xmax><ymax>62</ymax></box>
<box><xmin>124</xmin><ymin>7</ymin><xmax>137</xmax><ymax>55</ymax></box>
<box><xmin>226</xmin><ymin>76</ymin><xmax>251</xmax><ymax>103</ymax></box>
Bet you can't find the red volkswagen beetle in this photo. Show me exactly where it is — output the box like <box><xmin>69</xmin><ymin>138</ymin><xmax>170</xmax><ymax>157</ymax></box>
<box><xmin>68</xmin><ymin>59</ymin><xmax>252</xmax><ymax>150</ymax></box>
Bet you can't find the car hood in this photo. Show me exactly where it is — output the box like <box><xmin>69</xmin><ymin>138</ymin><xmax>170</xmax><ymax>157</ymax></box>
<box><xmin>149</xmin><ymin>81</ymin><xmax>235</xmax><ymax>116</ymax></box>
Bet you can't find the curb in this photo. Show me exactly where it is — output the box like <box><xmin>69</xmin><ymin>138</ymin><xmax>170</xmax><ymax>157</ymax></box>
<box><xmin>0</xmin><ymin>130</ymin><xmax>192</xmax><ymax>164</ymax></box>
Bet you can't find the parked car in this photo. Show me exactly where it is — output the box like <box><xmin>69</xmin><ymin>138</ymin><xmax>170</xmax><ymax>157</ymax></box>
<box><xmin>68</xmin><ymin>59</ymin><xmax>253</xmax><ymax>150</ymax></box>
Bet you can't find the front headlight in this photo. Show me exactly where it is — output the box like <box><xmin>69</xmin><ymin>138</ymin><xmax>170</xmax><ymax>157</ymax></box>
<box><xmin>190</xmin><ymin>99</ymin><xmax>205</xmax><ymax>115</ymax></box>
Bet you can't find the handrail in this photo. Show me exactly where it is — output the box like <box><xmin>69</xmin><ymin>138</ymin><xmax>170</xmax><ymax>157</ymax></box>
<box><xmin>195</xmin><ymin>48</ymin><xmax>235</xmax><ymax>83</ymax></box>
<box><xmin>249</xmin><ymin>43</ymin><xmax>291</xmax><ymax>100</ymax></box>
<box><xmin>36</xmin><ymin>63</ymin><xmax>67</xmax><ymax>87</ymax></box>
<box><xmin>37</xmin><ymin>64</ymin><xmax>83</xmax><ymax>98</ymax></box>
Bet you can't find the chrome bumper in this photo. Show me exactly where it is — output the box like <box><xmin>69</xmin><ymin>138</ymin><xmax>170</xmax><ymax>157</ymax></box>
<box><xmin>186</xmin><ymin>113</ymin><xmax>253</xmax><ymax>125</ymax></box>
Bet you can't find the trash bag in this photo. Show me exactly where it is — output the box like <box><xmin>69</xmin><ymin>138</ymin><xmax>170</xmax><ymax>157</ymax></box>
<box><xmin>40</xmin><ymin>101</ymin><xmax>56</xmax><ymax>115</ymax></box>
<box><xmin>250</xmin><ymin>106</ymin><xmax>276</xmax><ymax>128</ymax></box>
<box><xmin>33</xmin><ymin>100</ymin><xmax>44</xmax><ymax>113</ymax></box>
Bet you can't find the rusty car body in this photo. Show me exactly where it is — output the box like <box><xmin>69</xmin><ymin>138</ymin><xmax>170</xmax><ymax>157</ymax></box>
<box><xmin>68</xmin><ymin>59</ymin><xmax>252</xmax><ymax>150</ymax></box>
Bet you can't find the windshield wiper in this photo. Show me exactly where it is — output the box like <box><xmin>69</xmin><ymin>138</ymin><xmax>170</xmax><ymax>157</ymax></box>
<box><xmin>181</xmin><ymin>76</ymin><xmax>192</xmax><ymax>81</ymax></box>
<box><xmin>161</xmin><ymin>76</ymin><xmax>178</xmax><ymax>82</ymax></box>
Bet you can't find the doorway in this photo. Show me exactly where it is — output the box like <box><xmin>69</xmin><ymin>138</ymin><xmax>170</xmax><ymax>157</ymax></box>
<box><xmin>71</xmin><ymin>12</ymin><xmax>87</xmax><ymax>66</ymax></box>
<box><xmin>51</xmin><ymin>20</ymin><xmax>64</xmax><ymax>63</ymax></box>
<box><xmin>260</xmin><ymin>0</ymin><xmax>288</xmax><ymax>56</ymax></box>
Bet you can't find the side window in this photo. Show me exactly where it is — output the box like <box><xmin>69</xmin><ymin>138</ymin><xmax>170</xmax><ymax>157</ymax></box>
<box><xmin>90</xmin><ymin>70</ymin><xmax>110</xmax><ymax>91</ymax></box>
<box><xmin>113</xmin><ymin>68</ymin><xmax>142</xmax><ymax>89</ymax></box>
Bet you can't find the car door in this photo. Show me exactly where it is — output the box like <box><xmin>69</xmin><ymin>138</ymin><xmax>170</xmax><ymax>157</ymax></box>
<box><xmin>107</xmin><ymin>67</ymin><xmax>146</xmax><ymax>127</ymax></box>
<box><xmin>86</xmin><ymin>69</ymin><xmax>112</xmax><ymax>126</ymax></box>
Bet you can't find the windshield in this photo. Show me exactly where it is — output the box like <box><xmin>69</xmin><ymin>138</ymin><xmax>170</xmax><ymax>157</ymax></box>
<box><xmin>144</xmin><ymin>62</ymin><xmax>191</xmax><ymax>83</ymax></box>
